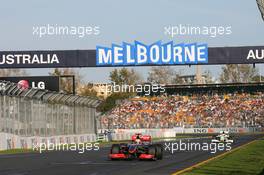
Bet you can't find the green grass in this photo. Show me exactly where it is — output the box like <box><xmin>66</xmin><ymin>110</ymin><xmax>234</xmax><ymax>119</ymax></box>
<box><xmin>184</xmin><ymin>139</ymin><xmax>264</xmax><ymax>175</ymax></box>
<box><xmin>0</xmin><ymin>148</ymin><xmax>35</xmax><ymax>155</ymax></box>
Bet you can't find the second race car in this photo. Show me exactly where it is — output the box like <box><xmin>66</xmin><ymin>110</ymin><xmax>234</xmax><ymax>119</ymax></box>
<box><xmin>211</xmin><ymin>130</ymin><xmax>234</xmax><ymax>143</ymax></box>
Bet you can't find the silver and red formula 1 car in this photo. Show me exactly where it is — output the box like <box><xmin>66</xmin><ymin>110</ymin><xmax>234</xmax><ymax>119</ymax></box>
<box><xmin>109</xmin><ymin>133</ymin><xmax>163</xmax><ymax>160</ymax></box>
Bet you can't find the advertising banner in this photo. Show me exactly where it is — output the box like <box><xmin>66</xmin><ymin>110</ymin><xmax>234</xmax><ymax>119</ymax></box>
<box><xmin>0</xmin><ymin>76</ymin><xmax>60</xmax><ymax>91</ymax></box>
<box><xmin>0</xmin><ymin>45</ymin><xmax>263</xmax><ymax>68</ymax></box>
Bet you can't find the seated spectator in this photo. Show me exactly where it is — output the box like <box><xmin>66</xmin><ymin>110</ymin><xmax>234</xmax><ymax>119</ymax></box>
<box><xmin>100</xmin><ymin>92</ymin><xmax>264</xmax><ymax>129</ymax></box>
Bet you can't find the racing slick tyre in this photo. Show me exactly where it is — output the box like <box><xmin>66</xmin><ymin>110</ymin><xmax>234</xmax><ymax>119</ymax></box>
<box><xmin>148</xmin><ymin>145</ymin><xmax>156</xmax><ymax>160</ymax></box>
<box><xmin>111</xmin><ymin>144</ymin><xmax>120</xmax><ymax>154</ymax></box>
<box><xmin>155</xmin><ymin>144</ymin><xmax>163</xmax><ymax>160</ymax></box>
<box><xmin>110</xmin><ymin>144</ymin><xmax>121</xmax><ymax>160</ymax></box>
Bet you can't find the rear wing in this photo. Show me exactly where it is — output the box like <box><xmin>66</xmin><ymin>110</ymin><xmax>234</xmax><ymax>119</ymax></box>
<box><xmin>131</xmin><ymin>134</ymin><xmax>151</xmax><ymax>142</ymax></box>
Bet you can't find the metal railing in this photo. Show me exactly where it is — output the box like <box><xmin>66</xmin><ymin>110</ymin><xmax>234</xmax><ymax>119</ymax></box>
<box><xmin>0</xmin><ymin>81</ymin><xmax>101</xmax><ymax>137</ymax></box>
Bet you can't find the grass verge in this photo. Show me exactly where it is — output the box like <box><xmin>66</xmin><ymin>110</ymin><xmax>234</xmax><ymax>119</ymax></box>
<box><xmin>0</xmin><ymin>148</ymin><xmax>35</xmax><ymax>155</ymax></box>
<box><xmin>183</xmin><ymin>139</ymin><xmax>264</xmax><ymax>175</ymax></box>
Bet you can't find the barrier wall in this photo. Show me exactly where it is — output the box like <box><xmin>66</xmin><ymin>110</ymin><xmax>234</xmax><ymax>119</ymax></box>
<box><xmin>101</xmin><ymin>127</ymin><xmax>263</xmax><ymax>141</ymax></box>
<box><xmin>0</xmin><ymin>132</ymin><xmax>96</xmax><ymax>150</ymax></box>
<box><xmin>1</xmin><ymin>127</ymin><xmax>263</xmax><ymax>150</ymax></box>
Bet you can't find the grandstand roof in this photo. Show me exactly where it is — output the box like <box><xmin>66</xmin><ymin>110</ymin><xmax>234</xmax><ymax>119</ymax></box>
<box><xmin>0</xmin><ymin>80</ymin><xmax>101</xmax><ymax>108</ymax></box>
<box><xmin>165</xmin><ymin>82</ymin><xmax>264</xmax><ymax>89</ymax></box>
<box><xmin>164</xmin><ymin>82</ymin><xmax>264</xmax><ymax>95</ymax></box>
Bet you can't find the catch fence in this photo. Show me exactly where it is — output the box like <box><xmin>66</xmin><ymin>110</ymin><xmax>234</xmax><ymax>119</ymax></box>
<box><xmin>0</xmin><ymin>81</ymin><xmax>101</xmax><ymax>137</ymax></box>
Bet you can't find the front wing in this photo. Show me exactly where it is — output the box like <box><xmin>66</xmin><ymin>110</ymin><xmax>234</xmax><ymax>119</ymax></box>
<box><xmin>211</xmin><ymin>139</ymin><xmax>234</xmax><ymax>143</ymax></box>
<box><xmin>109</xmin><ymin>153</ymin><xmax>155</xmax><ymax>160</ymax></box>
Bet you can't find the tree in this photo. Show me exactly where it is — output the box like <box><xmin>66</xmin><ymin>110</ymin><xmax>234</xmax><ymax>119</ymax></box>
<box><xmin>220</xmin><ymin>65</ymin><xmax>257</xmax><ymax>83</ymax></box>
<box><xmin>203</xmin><ymin>70</ymin><xmax>214</xmax><ymax>84</ymax></box>
<box><xmin>49</xmin><ymin>68</ymin><xmax>82</xmax><ymax>94</ymax></box>
<box><xmin>147</xmin><ymin>66</ymin><xmax>174</xmax><ymax>84</ymax></box>
<box><xmin>109</xmin><ymin>69</ymin><xmax>121</xmax><ymax>84</ymax></box>
<box><xmin>0</xmin><ymin>69</ymin><xmax>27</xmax><ymax>76</ymax></box>
<box><xmin>97</xmin><ymin>92</ymin><xmax>131</xmax><ymax>113</ymax></box>
<box><xmin>109</xmin><ymin>68</ymin><xmax>142</xmax><ymax>85</ymax></box>
<box><xmin>252</xmin><ymin>75</ymin><xmax>264</xmax><ymax>82</ymax></box>
<box><xmin>77</xmin><ymin>83</ymin><xmax>98</xmax><ymax>97</ymax></box>
<box><xmin>172</xmin><ymin>74</ymin><xmax>184</xmax><ymax>84</ymax></box>
<box><xmin>106</xmin><ymin>68</ymin><xmax>141</xmax><ymax>112</ymax></box>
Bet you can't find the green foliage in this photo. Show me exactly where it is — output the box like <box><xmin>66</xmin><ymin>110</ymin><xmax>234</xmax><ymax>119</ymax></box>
<box><xmin>104</xmin><ymin>68</ymin><xmax>141</xmax><ymax>112</ymax></box>
<box><xmin>220</xmin><ymin>65</ymin><xmax>257</xmax><ymax>83</ymax></box>
<box><xmin>49</xmin><ymin>68</ymin><xmax>82</xmax><ymax>94</ymax></box>
<box><xmin>78</xmin><ymin>83</ymin><xmax>98</xmax><ymax>97</ymax></box>
<box><xmin>109</xmin><ymin>68</ymin><xmax>142</xmax><ymax>85</ymax></box>
<box><xmin>252</xmin><ymin>75</ymin><xmax>264</xmax><ymax>82</ymax></box>
<box><xmin>97</xmin><ymin>92</ymin><xmax>132</xmax><ymax>113</ymax></box>
<box><xmin>147</xmin><ymin>66</ymin><xmax>175</xmax><ymax>84</ymax></box>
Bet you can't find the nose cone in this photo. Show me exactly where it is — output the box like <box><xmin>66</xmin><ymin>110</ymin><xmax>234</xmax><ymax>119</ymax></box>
<box><xmin>128</xmin><ymin>145</ymin><xmax>137</xmax><ymax>153</ymax></box>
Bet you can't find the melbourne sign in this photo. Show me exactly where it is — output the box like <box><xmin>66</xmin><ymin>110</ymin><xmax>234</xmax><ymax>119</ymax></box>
<box><xmin>96</xmin><ymin>41</ymin><xmax>208</xmax><ymax>66</ymax></box>
<box><xmin>0</xmin><ymin>44</ymin><xmax>263</xmax><ymax>68</ymax></box>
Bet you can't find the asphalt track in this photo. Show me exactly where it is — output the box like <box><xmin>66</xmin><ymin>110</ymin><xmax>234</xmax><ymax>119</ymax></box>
<box><xmin>0</xmin><ymin>134</ymin><xmax>263</xmax><ymax>175</ymax></box>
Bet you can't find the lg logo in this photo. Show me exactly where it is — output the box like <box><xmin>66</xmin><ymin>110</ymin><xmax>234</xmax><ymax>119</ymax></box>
<box><xmin>17</xmin><ymin>80</ymin><xmax>45</xmax><ymax>90</ymax></box>
<box><xmin>18</xmin><ymin>80</ymin><xmax>29</xmax><ymax>90</ymax></box>
<box><xmin>32</xmin><ymin>81</ymin><xmax>45</xmax><ymax>89</ymax></box>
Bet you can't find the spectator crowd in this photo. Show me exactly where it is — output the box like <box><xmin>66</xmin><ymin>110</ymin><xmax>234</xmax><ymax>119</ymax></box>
<box><xmin>101</xmin><ymin>92</ymin><xmax>264</xmax><ymax>129</ymax></box>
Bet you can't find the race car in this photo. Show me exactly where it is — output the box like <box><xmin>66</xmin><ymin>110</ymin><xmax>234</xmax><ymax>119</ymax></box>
<box><xmin>109</xmin><ymin>133</ymin><xmax>163</xmax><ymax>160</ymax></box>
<box><xmin>211</xmin><ymin>130</ymin><xmax>234</xmax><ymax>143</ymax></box>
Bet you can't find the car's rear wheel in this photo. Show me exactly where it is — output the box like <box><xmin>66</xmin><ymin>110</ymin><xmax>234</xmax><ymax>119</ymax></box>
<box><xmin>111</xmin><ymin>144</ymin><xmax>120</xmax><ymax>154</ymax></box>
<box><xmin>148</xmin><ymin>145</ymin><xmax>156</xmax><ymax>160</ymax></box>
<box><xmin>155</xmin><ymin>144</ymin><xmax>163</xmax><ymax>160</ymax></box>
<box><xmin>110</xmin><ymin>144</ymin><xmax>121</xmax><ymax>160</ymax></box>
<box><xmin>148</xmin><ymin>145</ymin><xmax>156</xmax><ymax>155</ymax></box>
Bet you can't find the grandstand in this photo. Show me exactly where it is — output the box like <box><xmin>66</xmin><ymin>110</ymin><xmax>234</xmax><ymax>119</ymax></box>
<box><xmin>100</xmin><ymin>83</ymin><xmax>264</xmax><ymax>130</ymax></box>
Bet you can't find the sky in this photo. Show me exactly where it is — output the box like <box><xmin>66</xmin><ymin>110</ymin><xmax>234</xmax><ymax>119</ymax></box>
<box><xmin>0</xmin><ymin>0</ymin><xmax>263</xmax><ymax>83</ymax></box>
